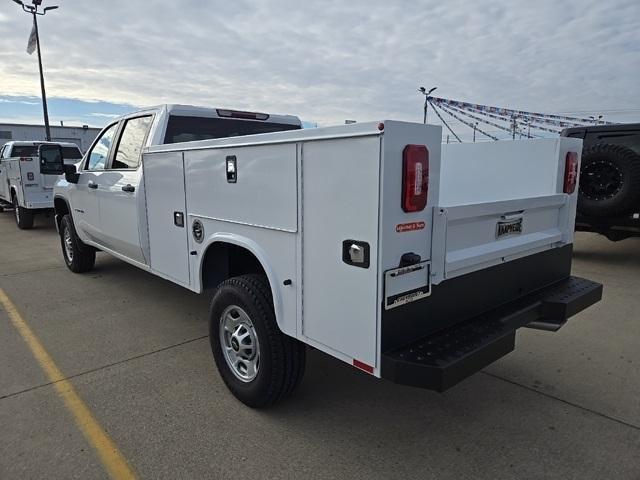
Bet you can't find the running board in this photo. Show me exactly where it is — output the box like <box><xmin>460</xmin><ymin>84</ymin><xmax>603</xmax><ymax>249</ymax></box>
<box><xmin>381</xmin><ymin>276</ymin><xmax>602</xmax><ymax>392</ymax></box>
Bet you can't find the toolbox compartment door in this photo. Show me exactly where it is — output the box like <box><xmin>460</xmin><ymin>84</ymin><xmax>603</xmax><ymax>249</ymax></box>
<box><xmin>433</xmin><ymin>194</ymin><xmax>570</xmax><ymax>281</ymax></box>
<box><xmin>143</xmin><ymin>151</ymin><xmax>191</xmax><ymax>286</ymax></box>
<box><xmin>301</xmin><ymin>136</ymin><xmax>380</xmax><ymax>366</ymax></box>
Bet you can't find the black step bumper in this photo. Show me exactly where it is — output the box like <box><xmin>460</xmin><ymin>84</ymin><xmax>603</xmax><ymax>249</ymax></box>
<box><xmin>381</xmin><ymin>276</ymin><xmax>602</xmax><ymax>392</ymax></box>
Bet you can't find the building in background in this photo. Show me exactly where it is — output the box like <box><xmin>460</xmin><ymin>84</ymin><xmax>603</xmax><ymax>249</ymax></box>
<box><xmin>0</xmin><ymin>123</ymin><xmax>101</xmax><ymax>152</ymax></box>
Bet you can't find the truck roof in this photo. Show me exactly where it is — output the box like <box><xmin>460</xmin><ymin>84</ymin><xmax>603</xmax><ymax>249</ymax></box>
<box><xmin>124</xmin><ymin>104</ymin><xmax>302</xmax><ymax>127</ymax></box>
<box><xmin>3</xmin><ymin>141</ymin><xmax>81</xmax><ymax>148</ymax></box>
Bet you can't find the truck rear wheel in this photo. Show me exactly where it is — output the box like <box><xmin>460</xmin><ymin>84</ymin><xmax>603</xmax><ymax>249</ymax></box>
<box><xmin>13</xmin><ymin>195</ymin><xmax>34</xmax><ymax>230</ymax></box>
<box><xmin>209</xmin><ymin>274</ymin><xmax>305</xmax><ymax>408</ymax></box>
<box><xmin>578</xmin><ymin>144</ymin><xmax>640</xmax><ymax>217</ymax></box>
<box><xmin>59</xmin><ymin>214</ymin><xmax>96</xmax><ymax>273</ymax></box>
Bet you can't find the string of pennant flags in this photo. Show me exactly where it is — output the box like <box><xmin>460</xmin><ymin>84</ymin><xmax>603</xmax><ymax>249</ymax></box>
<box><xmin>426</xmin><ymin>95</ymin><xmax>617</xmax><ymax>142</ymax></box>
<box><xmin>460</xmin><ymin>103</ymin><xmax>581</xmax><ymax>130</ymax></box>
<box><xmin>456</xmin><ymin>104</ymin><xmax>561</xmax><ymax>134</ymax></box>
<box><xmin>439</xmin><ymin>103</ymin><xmax>530</xmax><ymax>139</ymax></box>
<box><xmin>456</xmin><ymin>103</ymin><xmax>564</xmax><ymax>134</ymax></box>
<box><xmin>435</xmin><ymin>103</ymin><xmax>500</xmax><ymax>141</ymax></box>
<box><xmin>429</xmin><ymin>96</ymin><xmax>616</xmax><ymax>126</ymax></box>
<box><xmin>449</xmin><ymin>103</ymin><xmax>562</xmax><ymax>135</ymax></box>
<box><xmin>427</xmin><ymin>100</ymin><xmax>462</xmax><ymax>142</ymax></box>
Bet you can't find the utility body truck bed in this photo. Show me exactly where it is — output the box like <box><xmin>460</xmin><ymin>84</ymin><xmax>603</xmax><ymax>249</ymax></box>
<box><xmin>47</xmin><ymin>105</ymin><xmax>602</xmax><ymax>407</ymax></box>
<box><xmin>0</xmin><ymin>141</ymin><xmax>82</xmax><ymax>229</ymax></box>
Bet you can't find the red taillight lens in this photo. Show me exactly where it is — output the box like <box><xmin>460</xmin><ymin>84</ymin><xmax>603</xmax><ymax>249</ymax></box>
<box><xmin>564</xmin><ymin>151</ymin><xmax>579</xmax><ymax>194</ymax></box>
<box><xmin>402</xmin><ymin>144</ymin><xmax>429</xmax><ymax>212</ymax></box>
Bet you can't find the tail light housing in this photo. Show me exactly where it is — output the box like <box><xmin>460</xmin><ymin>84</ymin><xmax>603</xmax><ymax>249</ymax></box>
<box><xmin>216</xmin><ymin>109</ymin><xmax>269</xmax><ymax>121</ymax></box>
<box><xmin>402</xmin><ymin>145</ymin><xmax>429</xmax><ymax>212</ymax></box>
<box><xmin>564</xmin><ymin>151</ymin><xmax>579</xmax><ymax>194</ymax></box>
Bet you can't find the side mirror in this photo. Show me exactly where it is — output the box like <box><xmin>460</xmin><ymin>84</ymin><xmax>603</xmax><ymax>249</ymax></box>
<box><xmin>63</xmin><ymin>163</ymin><xmax>80</xmax><ymax>184</ymax></box>
<box><xmin>39</xmin><ymin>144</ymin><xmax>64</xmax><ymax>175</ymax></box>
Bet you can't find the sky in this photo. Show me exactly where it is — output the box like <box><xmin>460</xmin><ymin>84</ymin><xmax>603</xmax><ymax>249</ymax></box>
<box><xmin>0</xmin><ymin>0</ymin><xmax>638</xmax><ymax>141</ymax></box>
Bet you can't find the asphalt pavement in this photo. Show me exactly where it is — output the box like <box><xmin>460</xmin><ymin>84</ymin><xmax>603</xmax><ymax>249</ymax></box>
<box><xmin>1</xmin><ymin>211</ymin><xmax>638</xmax><ymax>479</ymax></box>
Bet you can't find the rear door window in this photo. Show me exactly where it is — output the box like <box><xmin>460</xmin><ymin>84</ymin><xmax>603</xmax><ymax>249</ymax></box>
<box><xmin>111</xmin><ymin>116</ymin><xmax>153</xmax><ymax>169</ymax></box>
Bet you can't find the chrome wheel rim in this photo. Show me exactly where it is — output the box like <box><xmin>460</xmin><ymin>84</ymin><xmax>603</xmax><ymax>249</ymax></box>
<box><xmin>63</xmin><ymin>227</ymin><xmax>74</xmax><ymax>263</ymax></box>
<box><xmin>14</xmin><ymin>203</ymin><xmax>19</xmax><ymax>223</ymax></box>
<box><xmin>219</xmin><ymin>305</ymin><xmax>260</xmax><ymax>382</ymax></box>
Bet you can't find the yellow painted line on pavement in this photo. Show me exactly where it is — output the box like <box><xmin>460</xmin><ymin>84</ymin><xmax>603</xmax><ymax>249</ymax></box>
<box><xmin>0</xmin><ymin>288</ymin><xmax>137</xmax><ymax>480</ymax></box>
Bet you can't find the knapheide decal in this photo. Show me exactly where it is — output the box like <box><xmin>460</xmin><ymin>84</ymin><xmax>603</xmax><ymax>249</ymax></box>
<box><xmin>396</xmin><ymin>221</ymin><xmax>426</xmax><ymax>233</ymax></box>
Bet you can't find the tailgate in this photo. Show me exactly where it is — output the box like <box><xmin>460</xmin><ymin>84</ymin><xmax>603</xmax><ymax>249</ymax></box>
<box><xmin>16</xmin><ymin>157</ymin><xmax>56</xmax><ymax>208</ymax></box>
<box><xmin>432</xmin><ymin>194</ymin><xmax>571</xmax><ymax>281</ymax></box>
<box><xmin>432</xmin><ymin>137</ymin><xmax>582</xmax><ymax>283</ymax></box>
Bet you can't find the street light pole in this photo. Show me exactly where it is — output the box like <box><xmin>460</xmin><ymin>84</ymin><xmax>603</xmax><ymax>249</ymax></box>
<box><xmin>32</xmin><ymin>12</ymin><xmax>51</xmax><ymax>141</ymax></box>
<box><xmin>418</xmin><ymin>86</ymin><xmax>437</xmax><ymax>124</ymax></box>
<box><xmin>423</xmin><ymin>95</ymin><xmax>428</xmax><ymax>124</ymax></box>
<box><xmin>12</xmin><ymin>0</ymin><xmax>58</xmax><ymax>142</ymax></box>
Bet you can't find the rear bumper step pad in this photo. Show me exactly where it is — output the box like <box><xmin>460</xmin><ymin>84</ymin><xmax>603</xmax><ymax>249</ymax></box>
<box><xmin>381</xmin><ymin>276</ymin><xmax>602</xmax><ymax>392</ymax></box>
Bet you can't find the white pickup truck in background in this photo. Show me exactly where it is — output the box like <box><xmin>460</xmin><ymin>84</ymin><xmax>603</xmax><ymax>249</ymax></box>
<box><xmin>42</xmin><ymin>104</ymin><xmax>603</xmax><ymax>408</ymax></box>
<box><xmin>0</xmin><ymin>141</ymin><xmax>83</xmax><ymax>229</ymax></box>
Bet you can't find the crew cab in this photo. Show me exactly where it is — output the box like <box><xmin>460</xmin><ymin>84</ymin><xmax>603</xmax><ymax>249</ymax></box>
<box><xmin>45</xmin><ymin>105</ymin><xmax>602</xmax><ymax>408</ymax></box>
<box><xmin>0</xmin><ymin>141</ymin><xmax>82</xmax><ymax>229</ymax></box>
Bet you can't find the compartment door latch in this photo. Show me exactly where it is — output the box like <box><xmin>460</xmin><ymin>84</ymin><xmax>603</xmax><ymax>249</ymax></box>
<box><xmin>226</xmin><ymin>155</ymin><xmax>237</xmax><ymax>183</ymax></box>
<box><xmin>342</xmin><ymin>240</ymin><xmax>370</xmax><ymax>269</ymax></box>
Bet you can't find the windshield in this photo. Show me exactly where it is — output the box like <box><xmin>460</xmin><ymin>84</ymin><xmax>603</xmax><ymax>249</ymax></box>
<box><xmin>9</xmin><ymin>145</ymin><xmax>82</xmax><ymax>159</ymax></box>
<box><xmin>61</xmin><ymin>146</ymin><xmax>83</xmax><ymax>159</ymax></box>
<box><xmin>164</xmin><ymin>116</ymin><xmax>300</xmax><ymax>144</ymax></box>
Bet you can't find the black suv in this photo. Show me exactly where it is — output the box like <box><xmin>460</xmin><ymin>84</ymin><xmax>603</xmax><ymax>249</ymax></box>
<box><xmin>561</xmin><ymin>123</ymin><xmax>640</xmax><ymax>241</ymax></box>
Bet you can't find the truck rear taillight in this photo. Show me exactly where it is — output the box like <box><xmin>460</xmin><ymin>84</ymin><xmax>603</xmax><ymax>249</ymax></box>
<box><xmin>564</xmin><ymin>152</ymin><xmax>579</xmax><ymax>194</ymax></box>
<box><xmin>402</xmin><ymin>145</ymin><xmax>429</xmax><ymax>213</ymax></box>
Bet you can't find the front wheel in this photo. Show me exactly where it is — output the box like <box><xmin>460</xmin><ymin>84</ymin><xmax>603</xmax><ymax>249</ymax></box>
<box><xmin>13</xmin><ymin>195</ymin><xmax>34</xmax><ymax>230</ymax></box>
<box><xmin>59</xmin><ymin>214</ymin><xmax>96</xmax><ymax>273</ymax></box>
<box><xmin>209</xmin><ymin>274</ymin><xmax>305</xmax><ymax>408</ymax></box>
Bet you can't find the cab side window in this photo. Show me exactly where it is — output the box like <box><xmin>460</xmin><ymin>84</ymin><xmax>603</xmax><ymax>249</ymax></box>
<box><xmin>86</xmin><ymin>123</ymin><xmax>118</xmax><ymax>171</ymax></box>
<box><xmin>111</xmin><ymin>116</ymin><xmax>153</xmax><ymax>170</ymax></box>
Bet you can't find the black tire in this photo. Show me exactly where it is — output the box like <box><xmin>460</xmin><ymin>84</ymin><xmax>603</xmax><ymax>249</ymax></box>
<box><xmin>604</xmin><ymin>230</ymin><xmax>634</xmax><ymax>242</ymax></box>
<box><xmin>59</xmin><ymin>214</ymin><xmax>96</xmax><ymax>273</ymax></box>
<box><xmin>13</xmin><ymin>194</ymin><xmax>34</xmax><ymax>230</ymax></box>
<box><xmin>578</xmin><ymin>144</ymin><xmax>640</xmax><ymax>217</ymax></box>
<box><xmin>209</xmin><ymin>274</ymin><xmax>305</xmax><ymax>408</ymax></box>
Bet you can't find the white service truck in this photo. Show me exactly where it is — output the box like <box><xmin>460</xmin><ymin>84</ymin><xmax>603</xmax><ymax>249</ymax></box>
<box><xmin>0</xmin><ymin>141</ymin><xmax>83</xmax><ymax>229</ymax></box>
<box><xmin>44</xmin><ymin>104</ymin><xmax>602</xmax><ymax>408</ymax></box>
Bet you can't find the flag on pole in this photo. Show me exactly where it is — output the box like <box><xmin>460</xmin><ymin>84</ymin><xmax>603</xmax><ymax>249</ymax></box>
<box><xmin>26</xmin><ymin>21</ymin><xmax>37</xmax><ymax>55</ymax></box>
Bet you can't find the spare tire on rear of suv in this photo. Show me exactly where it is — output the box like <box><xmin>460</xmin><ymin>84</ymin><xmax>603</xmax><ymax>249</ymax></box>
<box><xmin>578</xmin><ymin>144</ymin><xmax>640</xmax><ymax>217</ymax></box>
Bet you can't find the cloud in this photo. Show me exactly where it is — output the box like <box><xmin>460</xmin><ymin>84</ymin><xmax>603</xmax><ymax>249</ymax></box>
<box><xmin>0</xmin><ymin>0</ymin><xmax>638</xmax><ymax>140</ymax></box>
<box><xmin>0</xmin><ymin>98</ymin><xmax>39</xmax><ymax>105</ymax></box>
<box><xmin>87</xmin><ymin>112</ymin><xmax>122</xmax><ymax>118</ymax></box>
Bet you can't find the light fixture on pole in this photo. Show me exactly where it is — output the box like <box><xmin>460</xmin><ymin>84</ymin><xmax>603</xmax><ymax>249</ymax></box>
<box><xmin>418</xmin><ymin>86</ymin><xmax>437</xmax><ymax>124</ymax></box>
<box><xmin>12</xmin><ymin>0</ymin><xmax>59</xmax><ymax>142</ymax></box>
